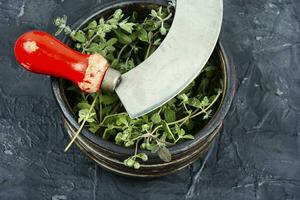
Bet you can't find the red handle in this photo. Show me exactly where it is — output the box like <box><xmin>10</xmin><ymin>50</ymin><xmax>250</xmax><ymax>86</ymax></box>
<box><xmin>14</xmin><ymin>31</ymin><xmax>109</xmax><ymax>93</ymax></box>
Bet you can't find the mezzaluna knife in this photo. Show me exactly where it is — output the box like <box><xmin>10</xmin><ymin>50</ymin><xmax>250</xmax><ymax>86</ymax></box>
<box><xmin>14</xmin><ymin>0</ymin><xmax>223</xmax><ymax>118</ymax></box>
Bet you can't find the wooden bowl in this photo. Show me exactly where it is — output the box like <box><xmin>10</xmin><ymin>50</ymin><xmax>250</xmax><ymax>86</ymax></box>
<box><xmin>51</xmin><ymin>0</ymin><xmax>236</xmax><ymax>178</ymax></box>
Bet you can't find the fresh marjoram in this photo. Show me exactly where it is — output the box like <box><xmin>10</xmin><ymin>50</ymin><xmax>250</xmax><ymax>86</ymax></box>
<box><xmin>54</xmin><ymin>6</ymin><xmax>223</xmax><ymax>169</ymax></box>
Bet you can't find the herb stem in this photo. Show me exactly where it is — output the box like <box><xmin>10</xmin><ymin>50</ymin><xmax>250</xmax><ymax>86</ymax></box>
<box><xmin>179</xmin><ymin>114</ymin><xmax>191</xmax><ymax>127</ymax></box>
<box><xmin>164</xmin><ymin>13</ymin><xmax>173</xmax><ymax>21</ymax></box>
<box><xmin>99</xmin><ymin>95</ymin><xmax>102</xmax><ymax>122</ymax></box>
<box><xmin>117</xmin><ymin>44</ymin><xmax>128</xmax><ymax>62</ymax></box>
<box><xmin>190</xmin><ymin>90</ymin><xmax>222</xmax><ymax>118</ymax></box>
<box><xmin>183</xmin><ymin>103</ymin><xmax>189</xmax><ymax>113</ymax></box>
<box><xmin>145</xmin><ymin>42</ymin><xmax>152</xmax><ymax>59</ymax></box>
<box><xmin>83</xmin><ymin>33</ymin><xmax>98</xmax><ymax>51</ymax></box>
<box><xmin>149</xmin><ymin>91</ymin><xmax>222</xmax><ymax>135</ymax></box>
<box><xmin>64</xmin><ymin>93</ymin><xmax>99</xmax><ymax>152</ymax></box>
<box><xmin>101</xmin><ymin>125</ymin><xmax>124</xmax><ymax>129</ymax></box>
<box><xmin>134</xmin><ymin>139</ymin><xmax>141</xmax><ymax>156</ymax></box>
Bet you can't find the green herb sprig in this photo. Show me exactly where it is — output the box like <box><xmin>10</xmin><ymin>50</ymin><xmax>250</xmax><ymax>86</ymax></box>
<box><xmin>55</xmin><ymin>6</ymin><xmax>223</xmax><ymax>169</ymax></box>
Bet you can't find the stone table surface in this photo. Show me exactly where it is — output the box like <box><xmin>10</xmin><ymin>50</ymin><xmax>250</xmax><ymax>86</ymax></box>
<box><xmin>0</xmin><ymin>0</ymin><xmax>300</xmax><ymax>199</ymax></box>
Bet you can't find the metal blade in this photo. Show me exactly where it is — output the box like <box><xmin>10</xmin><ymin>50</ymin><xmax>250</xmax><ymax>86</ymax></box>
<box><xmin>116</xmin><ymin>0</ymin><xmax>223</xmax><ymax>118</ymax></box>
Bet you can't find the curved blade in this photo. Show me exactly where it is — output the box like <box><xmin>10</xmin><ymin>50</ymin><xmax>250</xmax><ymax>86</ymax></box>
<box><xmin>116</xmin><ymin>0</ymin><xmax>223</xmax><ymax>118</ymax></box>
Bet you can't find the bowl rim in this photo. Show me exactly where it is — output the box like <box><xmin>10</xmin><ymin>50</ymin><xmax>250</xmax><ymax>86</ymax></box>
<box><xmin>51</xmin><ymin>0</ymin><xmax>236</xmax><ymax>157</ymax></box>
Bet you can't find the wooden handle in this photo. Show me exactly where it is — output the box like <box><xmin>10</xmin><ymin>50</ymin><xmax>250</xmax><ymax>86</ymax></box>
<box><xmin>14</xmin><ymin>31</ymin><xmax>109</xmax><ymax>93</ymax></box>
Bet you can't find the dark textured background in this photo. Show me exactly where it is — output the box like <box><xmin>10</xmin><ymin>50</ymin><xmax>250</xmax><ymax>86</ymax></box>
<box><xmin>0</xmin><ymin>0</ymin><xmax>300</xmax><ymax>199</ymax></box>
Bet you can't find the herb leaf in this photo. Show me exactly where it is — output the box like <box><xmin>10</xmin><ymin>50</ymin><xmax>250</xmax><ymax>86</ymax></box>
<box><xmin>158</xmin><ymin>146</ymin><xmax>172</xmax><ymax>162</ymax></box>
<box><xmin>164</xmin><ymin>109</ymin><xmax>176</xmax><ymax>123</ymax></box>
<box><xmin>151</xmin><ymin>113</ymin><xmax>161</xmax><ymax>124</ymax></box>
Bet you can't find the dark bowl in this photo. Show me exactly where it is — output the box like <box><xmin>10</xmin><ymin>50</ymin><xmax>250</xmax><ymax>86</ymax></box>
<box><xmin>51</xmin><ymin>0</ymin><xmax>236</xmax><ymax>177</ymax></box>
